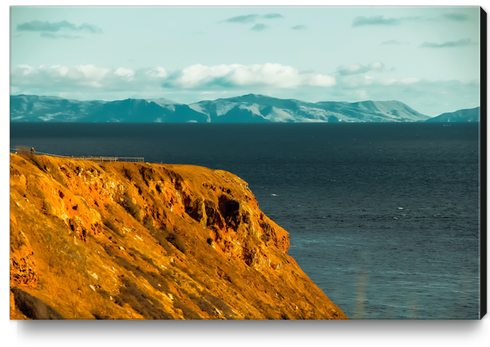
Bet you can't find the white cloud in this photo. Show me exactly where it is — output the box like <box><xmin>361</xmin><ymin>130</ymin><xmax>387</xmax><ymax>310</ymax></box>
<box><xmin>336</xmin><ymin>62</ymin><xmax>385</xmax><ymax>76</ymax></box>
<box><xmin>308</xmin><ymin>74</ymin><xmax>336</xmax><ymax>87</ymax></box>
<box><xmin>226</xmin><ymin>63</ymin><xmax>301</xmax><ymax>87</ymax></box>
<box><xmin>340</xmin><ymin>63</ymin><xmax>364</xmax><ymax>75</ymax></box>
<box><xmin>51</xmin><ymin>65</ymin><xmax>69</xmax><ymax>77</ymax></box>
<box><xmin>175</xmin><ymin>64</ymin><xmax>239</xmax><ymax>88</ymax></box>
<box><xmin>336</xmin><ymin>72</ymin><xmax>425</xmax><ymax>90</ymax></box>
<box><xmin>76</xmin><ymin>64</ymin><xmax>110</xmax><ymax>81</ymax></box>
<box><xmin>115</xmin><ymin>67</ymin><xmax>135</xmax><ymax>78</ymax></box>
<box><xmin>172</xmin><ymin>63</ymin><xmax>335</xmax><ymax>89</ymax></box>
<box><xmin>11</xmin><ymin>63</ymin><xmax>336</xmax><ymax>96</ymax></box>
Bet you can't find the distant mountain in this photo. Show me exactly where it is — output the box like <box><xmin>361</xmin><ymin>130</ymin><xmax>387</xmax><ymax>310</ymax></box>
<box><xmin>425</xmin><ymin>107</ymin><xmax>480</xmax><ymax>123</ymax></box>
<box><xmin>10</xmin><ymin>94</ymin><xmax>101</xmax><ymax>122</ymax></box>
<box><xmin>10</xmin><ymin>94</ymin><xmax>431</xmax><ymax>123</ymax></box>
<box><xmin>10</xmin><ymin>95</ymin><xmax>206</xmax><ymax>123</ymax></box>
<box><xmin>188</xmin><ymin>94</ymin><xmax>429</xmax><ymax>123</ymax></box>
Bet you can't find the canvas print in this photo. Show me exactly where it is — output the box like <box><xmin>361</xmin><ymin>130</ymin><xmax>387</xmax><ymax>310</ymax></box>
<box><xmin>9</xmin><ymin>6</ymin><xmax>483</xmax><ymax>320</ymax></box>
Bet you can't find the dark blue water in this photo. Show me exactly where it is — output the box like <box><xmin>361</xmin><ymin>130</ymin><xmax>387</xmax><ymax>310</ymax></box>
<box><xmin>10</xmin><ymin>123</ymin><xmax>481</xmax><ymax>319</ymax></box>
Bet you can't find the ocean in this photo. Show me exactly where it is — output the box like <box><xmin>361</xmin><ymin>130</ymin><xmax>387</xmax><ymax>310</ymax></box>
<box><xmin>10</xmin><ymin>122</ymin><xmax>481</xmax><ymax>319</ymax></box>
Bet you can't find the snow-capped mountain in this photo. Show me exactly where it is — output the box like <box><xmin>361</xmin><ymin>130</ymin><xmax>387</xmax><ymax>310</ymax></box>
<box><xmin>188</xmin><ymin>94</ymin><xmax>430</xmax><ymax>123</ymax></box>
<box><xmin>10</xmin><ymin>93</ymin><xmax>434</xmax><ymax>123</ymax></box>
<box><xmin>425</xmin><ymin>107</ymin><xmax>480</xmax><ymax>123</ymax></box>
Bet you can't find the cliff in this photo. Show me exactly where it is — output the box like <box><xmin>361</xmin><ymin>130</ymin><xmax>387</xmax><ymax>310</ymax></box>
<box><xmin>9</xmin><ymin>153</ymin><xmax>347</xmax><ymax>320</ymax></box>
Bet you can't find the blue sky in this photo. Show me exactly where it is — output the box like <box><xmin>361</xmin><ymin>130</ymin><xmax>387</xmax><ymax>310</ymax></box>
<box><xmin>10</xmin><ymin>5</ymin><xmax>481</xmax><ymax>116</ymax></box>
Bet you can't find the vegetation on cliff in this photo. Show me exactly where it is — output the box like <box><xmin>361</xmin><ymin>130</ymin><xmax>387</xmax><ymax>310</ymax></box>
<box><xmin>10</xmin><ymin>153</ymin><xmax>347</xmax><ymax>320</ymax></box>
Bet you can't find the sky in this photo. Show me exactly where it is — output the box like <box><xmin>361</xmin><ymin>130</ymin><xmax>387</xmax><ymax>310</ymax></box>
<box><xmin>10</xmin><ymin>5</ymin><xmax>481</xmax><ymax>116</ymax></box>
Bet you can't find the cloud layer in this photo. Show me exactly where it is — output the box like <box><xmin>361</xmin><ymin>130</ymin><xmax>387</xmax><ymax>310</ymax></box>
<box><xmin>420</xmin><ymin>38</ymin><xmax>476</xmax><ymax>48</ymax></box>
<box><xmin>222</xmin><ymin>13</ymin><xmax>284</xmax><ymax>24</ymax></box>
<box><xmin>17</xmin><ymin>20</ymin><xmax>102</xmax><ymax>33</ymax></box>
<box><xmin>167</xmin><ymin>63</ymin><xmax>335</xmax><ymax>89</ymax></box>
<box><xmin>336</xmin><ymin>62</ymin><xmax>385</xmax><ymax>76</ymax></box>
<box><xmin>11</xmin><ymin>63</ymin><xmax>336</xmax><ymax>93</ymax></box>
<box><xmin>352</xmin><ymin>15</ymin><xmax>423</xmax><ymax>27</ymax></box>
<box><xmin>11</xmin><ymin>61</ymin><xmax>471</xmax><ymax>97</ymax></box>
<box><xmin>221</xmin><ymin>13</ymin><xmax>284</xmax><ymax>31</ymax></box>
<box><xmin>443</xmin><ymin>13</ymin><xmax>469</xmax><ymax>21</ymax></box>
<box><xmin>352</xmin><ymin>15</ymin><xmax>400</xmax><ymax>27</ymax></box>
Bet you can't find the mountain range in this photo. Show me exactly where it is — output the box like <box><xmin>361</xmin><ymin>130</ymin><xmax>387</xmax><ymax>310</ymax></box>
<box><xmin>10</xmin><ymin>94</ymin><xmax>479</xmax><ymax>123</ymax></box>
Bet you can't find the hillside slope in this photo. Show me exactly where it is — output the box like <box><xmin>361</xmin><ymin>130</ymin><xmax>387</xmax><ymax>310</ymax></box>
<box><xmin>10</xmin><ymin>153</ymin><xmax>347</xmax><ymax>320</ymax></box>
<box><xmin>425</xmin><ymin>107</ymin><xmax>480</xmax><ymax>122</ymax></box>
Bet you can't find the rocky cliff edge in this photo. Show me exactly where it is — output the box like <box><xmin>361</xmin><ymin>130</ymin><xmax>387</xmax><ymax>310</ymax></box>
<box><xmin>10</xmin><ymin>153</ymin><xmax>347</xmax><ymax>320</ymax></box>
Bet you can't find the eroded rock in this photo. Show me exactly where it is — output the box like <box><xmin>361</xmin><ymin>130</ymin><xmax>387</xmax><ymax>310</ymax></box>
<box><xmin>9</xmin><ymin>154</ymin><xmax>347</xmax><ymax>320</ymax></box>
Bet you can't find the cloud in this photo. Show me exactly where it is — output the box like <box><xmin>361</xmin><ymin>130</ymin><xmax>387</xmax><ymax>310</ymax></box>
<box><xmin>146</xmin><ymin>67</ymin><xmax>168</xmax><ymax>78</ymax></box>
<box><xmin>74</xmin><ymin>65</ymin><xmax>110</xmax><ymax>87</ymax></box>
<box><xmin>263</xmin><ymin>13</ymin><xmax>284</xmax><ymax>19</ymax></box>
<box><xmin>12</xmin><ymin>64</ymin><xmax>110</xmax><ymax>89</ymax></box>
<box><xmin>336</xmin><ymin>62</ymin><xmax>385</xmax><ymax>76</ymax></box>
<box><xmin>336</xmin><ymin>72</ymin><xmax>424</xmax><ymax>90</ymax></box>
<box><xmin>443</xmin><ymin>13</ymin><xmax>469</xmax><ymax>21</ymax></box>
<box><xmin>352</xmin><ymin>15</ymin><xmax>422</xmax><ymax>27</ymax></box>
<box><xmin>17</xmin><ymin>64</ymin><xmax>35</xmax><ymax>76</ymax></box>
<box><xmin>40</xmin><ymin>33</ymin><xmax>82</xmax><ymax>39</ymax></box>
<box><xmin>167</xmin><ymin>63</ymin><xmax>335</xmax><ymax>89</ymax></box>
<box><xmin>291</xmin><ymin>25</ymin><xmax>307</xmax><ymax>30</ymax></box>
<box><xmin>11</xmin><ymin>63</ymin><xmax>336</xmax><ymax>95</ymax></box>
<box><xmin>222</xmin><ymin>14</ymin><xmax>259</xmax><ymax>24</ymax></box>
<box><xmin>352</xmin><ymin>16</ymin><xmax>400</xmax><ymax>27</ymax></box>
<box><xmin>381</xmin><ymin>40</ymin><xmax>408</xmax><ymax>45</ymax></box>
<box><xmin>115</xmin><ymin>68</ymin><xmax>135</xmax><ymax>81</ymax></box>
<box><xmin>18</xmin><ymin>20</ymin><xmax>77</xmax><ymax>32</ymax></box>
<box><xmin>308</xmin><ymin>74</ymin><xmax>336</xmax><ymax>87</ymax></box>
<box><xmin>77</xmin><ymin>23</ymin><xmax>103</xmax><ymax>34</ymax></box>
<box><xmin>222</xmin><ymin>13</ymin><xmax>284</xmax><ymax>24</ymax></box>
<box><xmin>420</xmin><ymin>38</ymin><xmax>476</xmax><ymax>48</ymax></box>
<box><xmin>17</xmin><ymin>20</ymin><xmax>102</xmax><ymax>34</ymax></box>
<box><xmin>250</xmin><ymin>24</ymin><xmax>270</xmax><ymax>32</ymax></box>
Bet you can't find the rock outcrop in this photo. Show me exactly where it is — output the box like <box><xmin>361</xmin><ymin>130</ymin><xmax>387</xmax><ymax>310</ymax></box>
<box><xmin>10</xmin><ymin>153</ymin><xmax>347</xmax><ymax>320</ymax></box>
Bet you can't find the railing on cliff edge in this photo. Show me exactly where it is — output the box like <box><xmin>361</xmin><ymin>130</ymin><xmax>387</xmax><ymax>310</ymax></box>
<box><xmin>10</xmin><ymin>147</ymin><xmax>144</xmax><ymax>163</ymax></box>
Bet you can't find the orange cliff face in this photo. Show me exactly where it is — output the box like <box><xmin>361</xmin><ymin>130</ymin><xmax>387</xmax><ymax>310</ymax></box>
<box><xmin>9</xmin><ymin>153</ymin><xmax>347</xmax><ymax>320</ymax></box>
